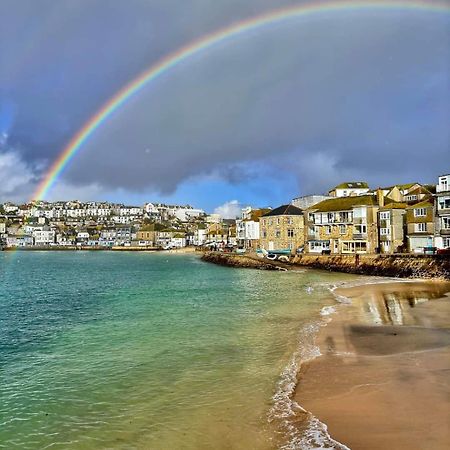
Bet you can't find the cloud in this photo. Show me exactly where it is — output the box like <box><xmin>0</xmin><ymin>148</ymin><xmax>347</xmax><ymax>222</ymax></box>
<box><xmin>1</xmin><ymin>1</ymin><xmax>449</xmax><ymax>205</ymax></box>
<box><xmin>0</xmin><ymin>148</ymin><xmax>37</xmax><ymax>201</ymax></box>
<box><xmin>214</xmin><ymin>200</ymin><xmax>242</xmax><ymax>219</ymax></box>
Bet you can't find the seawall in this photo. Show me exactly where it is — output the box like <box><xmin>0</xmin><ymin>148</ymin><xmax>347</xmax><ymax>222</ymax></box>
<box><xmin>201</xmin><ymin>252</ymin><xmax>289</xmax><ymax>271</ymax></box>
<box><xmin>292</xmin><ymin>254</ymin><xmax>450</xmax><ymax>279</ymax></box>
<box><xmin>202</xmin><ymin>252</ymin><xmax>450</xmax><ymax>280</ymax></box>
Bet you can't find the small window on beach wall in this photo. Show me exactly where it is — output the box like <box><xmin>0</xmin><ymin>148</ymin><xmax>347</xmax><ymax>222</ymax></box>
<box><xmin>287</xmin><ymin>229</ymin><xmax>294</xmax><ymax>237</ymax></box>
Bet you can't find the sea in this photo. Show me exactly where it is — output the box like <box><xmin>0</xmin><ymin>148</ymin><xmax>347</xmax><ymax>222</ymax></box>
<box><xmin>0</xmin><ymin>251</ymin><xmax>359</xmax><ymax>449</ymax></box>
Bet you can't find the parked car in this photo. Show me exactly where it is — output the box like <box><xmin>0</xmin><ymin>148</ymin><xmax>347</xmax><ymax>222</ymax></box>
<box><xmin>436</xmin><ymin>248</ymin><xmax>450</xmax><ymax>255</ymax></box>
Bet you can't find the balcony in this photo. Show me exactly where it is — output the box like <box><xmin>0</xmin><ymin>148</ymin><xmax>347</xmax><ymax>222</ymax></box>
<box><xmin>352</xmin><ymin>233</ymin><xmax>367</xmax><ymax>240</ymax></box>
<box><xmin>440</xmin><ymin>228</ymin><xmax>450</xmax><ymax>235</ymax></box>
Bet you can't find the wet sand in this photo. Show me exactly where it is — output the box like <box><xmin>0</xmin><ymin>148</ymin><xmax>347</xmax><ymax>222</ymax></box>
<box><xmin>295</xmin><ymin>281</ymin><xmax>450</xmax><ymax>450</ymax></box>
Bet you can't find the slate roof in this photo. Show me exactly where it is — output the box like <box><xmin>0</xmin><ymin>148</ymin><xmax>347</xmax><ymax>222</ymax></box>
<box><xmin>262</xmin><ymin>204</ymin><xmax>303</xmax><ymax>217</ymax></box>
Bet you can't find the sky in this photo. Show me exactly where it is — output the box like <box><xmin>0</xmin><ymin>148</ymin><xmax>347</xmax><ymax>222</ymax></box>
<box><xmin>0</xmin><ymin>0</ymin><xmax>449</xmax><ymax>214</ymax></box>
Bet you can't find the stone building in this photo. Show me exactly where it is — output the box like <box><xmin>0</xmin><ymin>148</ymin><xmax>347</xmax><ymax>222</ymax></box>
<box><xmin>405</xmin><ymin>200</ymin><xmax>435</xmax><ymax>253</ymax></box>
<box><xmin>259</xmin><ymin>205</ymin><xmax>304</xmax><ymax>253</ymax></box>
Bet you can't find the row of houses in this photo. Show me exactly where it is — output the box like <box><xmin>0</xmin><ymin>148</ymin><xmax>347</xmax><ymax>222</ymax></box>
<box><xmin>1</xmin><ymin>201</ymin><xmax>204</xmax><ymax>225</ymax></box>
<box><xmin>236</xmin><ymin>175</ymin><xmax>450</xmax><ymax>255</ymax></box>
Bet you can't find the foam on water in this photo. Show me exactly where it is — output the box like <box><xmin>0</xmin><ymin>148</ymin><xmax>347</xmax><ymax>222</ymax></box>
<box><xmin>268</xmin><ymin>317</ymin><xmax>351</xmax><ymax>450</ymax></box>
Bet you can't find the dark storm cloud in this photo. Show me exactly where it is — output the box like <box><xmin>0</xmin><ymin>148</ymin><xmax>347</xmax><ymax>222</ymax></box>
<box><xmin>1</xmin><ymin>0</ymin><xmax>449</xmax><ymax>201</ymax></box>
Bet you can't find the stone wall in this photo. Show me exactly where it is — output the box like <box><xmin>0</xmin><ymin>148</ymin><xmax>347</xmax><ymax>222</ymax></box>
<box><xmin>291</xmin><ymin>254</ymin><xmax>450</xmax><ymax>280</ymax></box>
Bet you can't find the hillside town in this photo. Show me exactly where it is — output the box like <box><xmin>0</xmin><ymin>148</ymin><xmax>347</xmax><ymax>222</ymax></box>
<box><xmin>1</xmin><ymin>174</ymin><xmax>449</xmax><ymax>255</ymax></box>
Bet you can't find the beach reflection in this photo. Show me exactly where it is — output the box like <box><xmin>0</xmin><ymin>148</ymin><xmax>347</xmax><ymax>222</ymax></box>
<box><xmin>358</xmin><ymin>284</ymin><xmax>450</xmax><ymax>326</ymax></box>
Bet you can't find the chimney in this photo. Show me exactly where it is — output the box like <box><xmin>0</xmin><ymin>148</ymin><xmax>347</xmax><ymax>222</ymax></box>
<box><xmin>377</xmin><ymin>188</ymin><xmax>384</xmax><ymax>207</ymax></box>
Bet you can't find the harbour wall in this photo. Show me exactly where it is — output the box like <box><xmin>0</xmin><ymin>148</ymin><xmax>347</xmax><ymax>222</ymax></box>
<box><xmin>201</xmin><ymin>252</ymin><xmax>450</xmax><ymax>280</ymax></box>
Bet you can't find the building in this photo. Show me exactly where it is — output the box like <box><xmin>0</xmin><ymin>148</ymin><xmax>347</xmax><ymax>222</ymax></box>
<box><xmin>259</xmin><ymin>205</ymin><xmax>304</xmax><ymax>253</ymax></box>
<box><xmin>33</xmin><ymin>226</ymin><xmax>56</xmax><ymax>246</ymax></box>
<box><xmin>306</xmin><ymin>194</ymin><xmax>381</xmax><ymax>254</ymax></box>
<box><xmin>170</xmin><ymin>233</ymin><xmax>187</xmax><ymax>248</ymax></box>
<box><xmin>236</xmin><ymin>208</ymin><xmax>270</xmax><ymax>249</ymax></box>
<box><xmin>378</xmin><ymin>203</ymin><xmax>407</xmax><ymax>254</ymax></box>
<box><xmin>6</xmin><ymin>234</ymin><xmax>34</xmax><ymax>247</ymax></box>
<box><xmin>434</xmin><ymin>174</ymin><xmax>450</xmax><ymax>250</ymax></box>
<box><xmin>291</xmin><ymin>195</ymin><xmax>330</xmax><ymax>210</ymax></box>
<box><xmin>136</xmin><ymin>225</ymin><xmax>156</xmax><ymax>246</ymax></box>
<box><xmin>406</xmin><ymin>200</ymin><xmax>435</xmax><ymax>253</ymax></box>
<box><xmin>193</xmin><ymin>228</ymin><xmax>207</xmax><ymax>246</ymax></box>
<box><xmin>328</xmin><ymin>182</ymin><xmax>370</xmax><ymax>198</ymax></box>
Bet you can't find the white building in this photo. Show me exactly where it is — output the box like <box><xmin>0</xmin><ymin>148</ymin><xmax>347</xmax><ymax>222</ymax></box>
<box><xmin>328</xmin><ymin>182</ymin><xmax>370</xmax><ymax>198</ymax></box>
<box><xmin>292</xmin><ymin>195</ymin><xmax>330</xmax><ymax>210</ymax></box>
<box><xmin>6</xmin><ymin>234</ymin><xmax>34</xmax><ymax>247</ymax></box>
<box><xmin>193</xmin><ymin>229</ymin><xmax>207</xmax><ymax>246</ymax></box>
<box><xmin>435</xmin><ymin>174</ymin><xmax>450</xmax><ymax>250</ymax></box>
<box><xmin>33</xmin><ymin>227</ymin><xmax>56</xmax><ymax>246</ymax></box>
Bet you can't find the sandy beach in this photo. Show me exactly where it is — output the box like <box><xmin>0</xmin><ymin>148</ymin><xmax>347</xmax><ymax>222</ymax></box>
<box><xmin>295</xmin><ymin>281</ymin><xmax>450</xmax><ymax>450</ymax></box>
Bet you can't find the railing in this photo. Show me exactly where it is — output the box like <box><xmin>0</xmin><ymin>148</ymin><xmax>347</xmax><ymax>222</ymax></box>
<box><xmin>352</xmin><ymin>233</ymin><xmax>367</xmax><ymax>240</ymax></box>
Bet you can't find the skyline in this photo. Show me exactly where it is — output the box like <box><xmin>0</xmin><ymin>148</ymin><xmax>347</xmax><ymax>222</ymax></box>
<box><xmin>1</xmin><ymin>0</ymin><xmax>449</xmax><ymax>211</ymax></box>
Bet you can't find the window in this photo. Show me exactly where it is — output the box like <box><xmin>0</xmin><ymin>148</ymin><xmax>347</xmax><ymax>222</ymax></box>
<box><xmin>444</xmin><ymin>237</ymin><xmax>450</xmax><ymax>249</ymax></box>
<box><xmin>327</xmin><ymin>213</ymin><xmax>334</xmax><ymax>223</ymax></box>
<box><xmin>341</xmin><ymin>241</ymin><xmax>367</xmax><ymax>253</ymax></box>
<box><xmin>325</xmin><ymin>226</ymin><xmax>332</xmax><ymax>235</ymax></box>
<box><xmin>438</xmin><ymin>197</ymin><xmax>450</xmax><ymax>210</ymax></box>
<box><xmin>442</xmin><ymin>217</ymin><xmax>450</xmax><ymax>230</ymax></box>
<box><xmin>262</xmin><ymin>230</ymin><xmax>267</xmax><ymax>238</ymax></box>
<box><xmin>287</xmin><ymin>229</ymin><xmax>294</xmax><ymax>238</ymax></box>
<box><xmin>380</xmin><ymin>228</ymin><xmax>390</xmax><ymax>236</ymax></box>
<box><xmin>355</xmin><ymin>224</ymin><xmax>367</xmax><ymax>234</ymax></box>
<box><xmin>414</xmin><ymin>208</ymin><xmax>426</xmax><ymax>217</ymax></box>
<box><xmin>415</xmin><ymin>223</ymin><xmax>426</xmax><ymax>232</ymax></box>
<box><xmin>287</xmin><ymin>217</ymin><xmax>293</xmax><ymax>225</ymax></box>
<box><xmin>275</xmin><ymin>230</ymin><xmax>281</xmax><ymax>238</ymax></box>
<box><xmin>380</xmin><ymin>212</ymin><xmax>390</xmax><ymax>220</ymax></box>
<box><xmin>276</xmin><ymin>218</ymin><xmax>280</xmax><ymax>225</ymax></box>
<box><xmin>339</xmin><ymin>225</ymin><xmax>346</xmax><ymax>234</ymax></box>
<box><xmin>406</xmin><ymin>195</ymin><xmax>418</xmax><ymax>201</ymax></box>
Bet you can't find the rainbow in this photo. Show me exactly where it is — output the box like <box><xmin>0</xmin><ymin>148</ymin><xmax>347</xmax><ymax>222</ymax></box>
<box><xmin>32</xmin><ymin>0</ymin><xmax>449</xmax><ymax>201</ymax></box>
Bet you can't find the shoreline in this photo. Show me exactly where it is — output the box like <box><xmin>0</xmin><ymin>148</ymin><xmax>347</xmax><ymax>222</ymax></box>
<box><xmin>293</xmin><ymin>280</ymin><xmax>450</xmax><ymax>450</ymax></box>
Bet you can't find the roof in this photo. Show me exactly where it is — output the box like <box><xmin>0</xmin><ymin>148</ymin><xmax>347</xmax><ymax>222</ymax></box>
<box><xmin>379</xmin><ymin>202</ymin><xmax>407</xmax><ymax>210</ymax></box>
<box><xmin>406</xmin><ymin>186</ymin><xmax>432</xmax><ymax>196</ymax></box>
<box><xmin>139</xmin><ymin>224</ymin><xmax>156</xmax><ymax>231</ymax></box>
<box><xmin>382</xmin><ymin>182</ymin><xmax>417</xmax><ymax>191</ymax></box>
<box><xmin>406</xmin><ymin>200</ymin><xmax>434</xmax><ymax>209</ymax></box>
<box><xmin>244</xmin><ymin>208</ymin><xmax>272</xmax><ymax>222</ymax></box>
<box><xmin>309</xmin><ymin>195</ymin><xmax>378</xmax><ymax>212</ymax></box>
<box><xmin>332</xmin><ymin>181</ymin><xmax>369</xmax><ymax>190</ymax></box>
<box><xmin>262</xmin><ymin>204</ymin><xmax>303</xmax><ymax>217</ymax></box>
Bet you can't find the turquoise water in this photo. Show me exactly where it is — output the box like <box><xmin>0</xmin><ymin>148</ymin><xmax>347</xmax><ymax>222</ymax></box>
<box><xmin>0</xmin><ymin>252</ymin><xmax>356</xmax><ymax>449</ymax></box>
